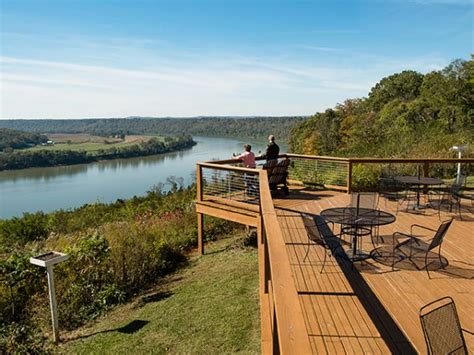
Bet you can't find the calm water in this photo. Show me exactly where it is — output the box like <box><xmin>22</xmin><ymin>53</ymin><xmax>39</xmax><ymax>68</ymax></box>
<box><xmin>0</xmin><ymin>136</ymin><xmax>279</xmax><ymax>219</ymax></box>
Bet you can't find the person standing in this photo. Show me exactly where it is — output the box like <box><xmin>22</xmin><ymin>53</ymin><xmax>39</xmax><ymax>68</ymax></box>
<box><xmin>235</xmin><ymin>144</ymin><xmax>256</xmax><ymax>168</ymax></box>
<box><xmin>263</xmin><ymin>135</ymin><xmax>280</xmax><ymax>162</ymax></box>
<box><xmin>235</xmin><ymin>144</ymin><xmax>257</xmax><ymax>196</ymax></box>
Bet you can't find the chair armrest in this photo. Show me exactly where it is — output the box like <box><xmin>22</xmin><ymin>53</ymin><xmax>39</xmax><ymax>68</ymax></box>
<box><xmin>393</xmin><ymin>231</ymin><xmax>419</xmax><ymax>249</ymax></box>
<box><xmin>393</xmin><ymin>231</ymin><xmax>412</xmax><ymax>238</ymax></box>
<box><xmin>410</xmin><ymin>224</ymin><xmax>437</xmax><ymax>235</ymax></box>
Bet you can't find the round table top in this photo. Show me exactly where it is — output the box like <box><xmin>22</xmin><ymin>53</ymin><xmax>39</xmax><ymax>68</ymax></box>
<box><xmin>394</xmin><ymin>176</ymin><xmax>443</xmax><ymax>185</ymax></box>
<box><xmin>320</xmin><ymin>207</ymin><xmax>396</xmax><ymax>227</ymax></box>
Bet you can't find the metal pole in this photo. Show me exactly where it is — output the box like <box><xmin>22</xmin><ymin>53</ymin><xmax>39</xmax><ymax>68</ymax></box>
<box><xmin>46</xmin><ymin>266</ymin><xmax>59</xmax><ymax>344</ymax></box>
<box><xmin>456</xmin><ymin>151</ymin><xmax>462</xmax><ymax>184</ymax></box>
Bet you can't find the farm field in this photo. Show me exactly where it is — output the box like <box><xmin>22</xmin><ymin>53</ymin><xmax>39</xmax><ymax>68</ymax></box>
<box><xmin>23</xmin><ymin>134</ymin><xmax>161</xmax><ymax>153</ymax></box>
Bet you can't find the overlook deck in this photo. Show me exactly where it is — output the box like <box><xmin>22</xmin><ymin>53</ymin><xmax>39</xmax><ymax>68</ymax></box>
<box><xmin>195</xmin><ymin>155</ymin><xmax>474</xmax><ymax>354</ymax></box>
<box><xmin>273</xmin><ymin>188</ymin><xmax>473</xmax><ymax>353</ymax></box>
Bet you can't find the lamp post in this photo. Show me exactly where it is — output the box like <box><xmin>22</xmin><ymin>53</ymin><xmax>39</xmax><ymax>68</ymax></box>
<box><xmin>451</xmin><ymin>145</ymin><xmax>468</xmax><ymax>184</ymax></box>
<box><xmin>30</xmin><ymin>252</ymin><xmax>69</xmax><ymax>344</ymax></box>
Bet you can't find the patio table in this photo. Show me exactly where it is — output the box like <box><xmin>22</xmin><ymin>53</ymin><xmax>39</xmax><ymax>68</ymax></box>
<box><xmin>320</xmin><ymin>207</ymin><xmax>396</xmax><ymax>261</ymax></box>
<box><xmin>394</xmin><ymin>176</ymin><xmax>444</xmax><ymax>210</ymax></box>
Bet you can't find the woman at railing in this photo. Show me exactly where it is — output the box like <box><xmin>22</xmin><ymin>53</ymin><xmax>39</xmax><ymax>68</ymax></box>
<box><xmin>233</xmin><ymin>144</ymin><xmax>257</xmax><ymax>168</ymax></box>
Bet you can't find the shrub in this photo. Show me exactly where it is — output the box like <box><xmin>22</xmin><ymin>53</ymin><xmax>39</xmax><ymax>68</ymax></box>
<box><xmin>351</xmin><ymin>164</ymin><xmax>382</xmax><ymax>190</ymax></box>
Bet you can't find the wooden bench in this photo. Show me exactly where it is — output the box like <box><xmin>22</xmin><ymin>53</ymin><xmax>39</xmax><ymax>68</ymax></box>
<box><xmin>263</xmin><ymin>158</ymin><xmax>290</xmax><ymax>194</ymax></box>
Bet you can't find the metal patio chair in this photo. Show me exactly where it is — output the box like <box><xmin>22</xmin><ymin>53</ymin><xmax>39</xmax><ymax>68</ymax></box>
<box><xmin>378</xmin><ymin>177</ymin><xmax>413</xmax><ymax>213</ymax></box>
<box><xmin>392</xmin><ymin>219</ymin><xmax>453</xmax><ymax>278</ymax></box>
<box><xmin>420</xmin><ymin>296</ymin><xmax>472</xmax><ymax>355</ymax></box>
<box><xmin>301</xmin><ymin>213</ymin><xmax>343</xmax><ymax>273</ymax></box>
<box><xmin>344</xmin><ymin>192</ymin><xmax>382</xmax><ymax>245</ymax></box>
<box><xmin>429</xmin><ymin>176</ymin><xmax>466</xmax><ymax>220</ymax></box>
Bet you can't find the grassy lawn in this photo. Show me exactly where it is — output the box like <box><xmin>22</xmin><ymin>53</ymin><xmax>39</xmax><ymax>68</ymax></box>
<box><xmin>60</xmin><ymin>236</ymin><xmax>260</xmax><ymax>354</ymax></box>
<box><xmin>25</xmin><ymin>141</ymin><xmax>139</xmax><ymax>153</ymax></box>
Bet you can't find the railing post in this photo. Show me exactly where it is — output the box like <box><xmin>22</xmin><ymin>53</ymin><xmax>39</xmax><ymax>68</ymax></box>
<box><xmin>196</xmin><ymin>164</ymin><xmax>204</xmax><ymax>255</ymax></box>
<box><xmin>264</xmin><ymin>236</ymin><xmax>270</xmax><ymax>294</ymax></box>
<box><xmin>423</xmin><ymin>161</ymin><xmax>430</xmax><ymax>194</ymax></box>
<box><xmin>347</xmin><ymin>160</ymin><xmax>353</xmax><ymax>194</ymax></box>
<box><xmin>197</xmin><ymin>212</ymin><xmax>204</xmax><ymax>255</ymax></box>
<box><xmin>196</xmin><ymin>164</ymin><xmax>203</xmax><ymax>202</ymax></box>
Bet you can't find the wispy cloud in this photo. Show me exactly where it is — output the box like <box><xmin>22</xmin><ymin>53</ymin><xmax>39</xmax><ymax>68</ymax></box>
<box><xmin>0</xmin><ymin>33</ymin><xmax>454</xmax><ymax>118</ymax></box>
<box><xmin>299</xmin><ymin>45</ymin><xmax>343</xmax><ymax>52</ymax></box>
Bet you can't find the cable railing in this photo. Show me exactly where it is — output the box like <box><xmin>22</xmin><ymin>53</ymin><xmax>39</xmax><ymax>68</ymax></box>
<box><xmin>201</xmin><ymin>165</ymin><xmax>260</xmax><ymax>205</ymax></box>
<box><xmin>196</xmin><ymin>162</ymin><xmax>261</xmax><ymax>211</ymax></box>
<box><xmin>285</xmin><ymin>153</ymin><xmax>350</xmax><ymax>190</ymax></box>
<box><xmin>348</xmin><ymin>158</ymin><xmax>474</xmax><ymax>192</ymax></box>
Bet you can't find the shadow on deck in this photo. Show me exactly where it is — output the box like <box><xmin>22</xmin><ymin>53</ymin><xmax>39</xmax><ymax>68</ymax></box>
<box><xmin>273</xmin><ymin>188</ymin><xmax>474</xmax><ymax>353</ymax></box>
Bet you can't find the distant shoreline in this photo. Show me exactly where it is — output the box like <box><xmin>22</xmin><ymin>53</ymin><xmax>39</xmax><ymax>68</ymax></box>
<box><xmin>0</xmin><ymin>136</ymin><xmax>196</xmax><ymax>171</ymax></box>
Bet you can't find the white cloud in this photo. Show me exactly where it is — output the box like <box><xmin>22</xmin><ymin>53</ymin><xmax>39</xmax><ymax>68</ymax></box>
<box><xmin>0</xmin><ymin>36</ymin><xmax>453</xmax><ymax>118</ymax></box>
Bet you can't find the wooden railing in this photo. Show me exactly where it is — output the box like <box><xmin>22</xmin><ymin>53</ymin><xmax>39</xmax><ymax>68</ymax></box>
<box><xmin>257</xmin><ymin>169</ymin><xmax>312</xmax><ymax>354</ymax></box>
<box><xmin>195</xmin><ymin>154</ymin><xmax>474</xmax><ymax>354</ymax></box>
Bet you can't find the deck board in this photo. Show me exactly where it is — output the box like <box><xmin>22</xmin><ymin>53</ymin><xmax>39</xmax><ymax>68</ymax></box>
<box><xmin>273</xmin><ymin>188</ymin><xmax>474</xmax><ymax>354</ymax></box>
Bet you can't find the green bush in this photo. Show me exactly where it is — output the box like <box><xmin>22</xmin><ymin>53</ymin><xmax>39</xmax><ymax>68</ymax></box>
<box><xmin>0</xmin><ymin>212</ymin><xmax>50</xmax><ymax>249</ymax></box>
<box><xmin>0</xmin><ymin>184</ymin><xmax>239</xmax><ymax>351</ymax></box>
<box><xmin>351</xmin><ymin>164</ymin><xmax>382</xmax><ymax>190</ymax></box>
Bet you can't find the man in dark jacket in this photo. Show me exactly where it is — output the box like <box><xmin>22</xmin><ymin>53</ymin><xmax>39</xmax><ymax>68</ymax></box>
<box><xmin>264</xmin><ymin>135</ymin><xmax>279</xmax><ymax>161</ymax></box>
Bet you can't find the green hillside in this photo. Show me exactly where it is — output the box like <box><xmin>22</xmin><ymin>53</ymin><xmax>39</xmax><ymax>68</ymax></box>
<box><xmin>289</xmin><ymin>57</ymin><xmax>473</xmax><ymax>158</ymax></box>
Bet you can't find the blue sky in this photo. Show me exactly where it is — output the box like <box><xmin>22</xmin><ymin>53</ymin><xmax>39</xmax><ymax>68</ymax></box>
<box><xmin>0</xmin><ymin>0</ymin><xmax>472</xmax><ymax>118</ymax></box>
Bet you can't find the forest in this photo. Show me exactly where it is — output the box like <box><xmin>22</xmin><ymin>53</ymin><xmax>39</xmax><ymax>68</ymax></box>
<box><xmin>0</xmin><ymin>116</ymin><xmax>305</xmax><ymax>142</ymax></box>
<box><xmin>0</xmin><ymin>128</ymin><xmax>48</xmax><ymax>151</ymax></box>
<box><xmin>0</xmin><ymin>135</ymin><xmax>196</xmax><ymax>171</ymax></box>
<box><xmin>289</xmin><ymin>58</ymin><xmax>473</xmax><ymax>158</ymax></box>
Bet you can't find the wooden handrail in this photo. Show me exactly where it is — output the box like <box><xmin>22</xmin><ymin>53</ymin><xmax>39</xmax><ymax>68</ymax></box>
<box><xmin>197</xmin><ymin>161</ymin><xmax>260</xmax><ymax>174</ymax></box>
<box><xmin>208</xmin><ymin>156</ymin><xmax>269</xmax><ymax>165</ymax></box>
<box><xmin>348</xmin><ymin>157</ymin><xmax>474</xmax><ymax>164</ymax></box>
<box><xmin>284</xmin><ymin>153</ymin><xmax>350</xmax><ymax>162</ymax></box>
<box><xmin>205</xmin><ymin>155</ymin><xmax>474</xmax><ymax>165</ymax></box>
<box><xmin>258</xmin><ymin>169</ymin><xmax>312</xmax><ymax>354</ymax></box>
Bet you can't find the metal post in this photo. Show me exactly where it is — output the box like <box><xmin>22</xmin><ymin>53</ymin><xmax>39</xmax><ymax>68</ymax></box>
<box><xmin>456</xmin><ymin>151</ymin><xmax>462</xmax><ymax>184</ymax></box>
<box><xmin>46</xmin><ymin>266</ymin><xmax>59</xmax><ymax>344</ymax></box>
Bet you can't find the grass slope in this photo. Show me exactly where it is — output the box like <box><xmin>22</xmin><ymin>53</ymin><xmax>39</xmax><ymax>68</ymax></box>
<box><xmin>61</xmin><ymin>236</ymin><xmax>260</xmax><ymax>354</ymax></box>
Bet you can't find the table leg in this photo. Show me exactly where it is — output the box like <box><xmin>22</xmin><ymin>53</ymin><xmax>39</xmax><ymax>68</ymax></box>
<box><xmin>352</xmin><ymin>227</ymin><xmax>358</xmax><ymax>256</ymax></box>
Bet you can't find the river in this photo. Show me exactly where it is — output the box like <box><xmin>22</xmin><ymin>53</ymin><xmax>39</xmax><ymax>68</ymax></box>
<box><xmin>0</xmin><ymin>136</ymin><xmax>283</xmax><ymax>219</ymax></box>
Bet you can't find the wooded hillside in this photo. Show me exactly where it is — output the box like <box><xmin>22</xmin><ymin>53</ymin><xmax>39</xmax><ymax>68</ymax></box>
<box><xmin>0</xmin><ymin>117</ymin><xmax>305</xmax><ymax>142</ymax></box>
<box><xmin>289</xmin><ymin>58</ymin><xmax>473</xmax><ymax>158</ymax></box>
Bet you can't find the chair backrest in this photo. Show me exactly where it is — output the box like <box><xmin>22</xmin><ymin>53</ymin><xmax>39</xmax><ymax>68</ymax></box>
<box><xmin>301</xmin><ymin>213</ymin><xmax>324</xmax><ymax>246</ymax></box>
<box><xmin>265</xmin><ymin>159</ymin><xmax>290</xmax><ymax>185</ymax></box>
<box><xmin>419</xmin><ymin>296</ymin><xmax>467</xmax><ymax>355</ymax></box>
<box><xmin>378</xmin><ymin>177</ymin><xmax>404</xmax><ymax>192</ymax></box>
<box><xmin>429</xmin><ymin>219</ymin><xmax>453</xmax><ymax>251</ymax></box>
<box><xmin>350</xmin><ymin>192</ymin><xmax>379</xmax><ymax>211</ymax></box>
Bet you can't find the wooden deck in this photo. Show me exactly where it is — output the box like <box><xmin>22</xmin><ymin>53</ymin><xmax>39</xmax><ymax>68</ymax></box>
<box><xmin>273</xmin><ymin>188</ymin><xmax>474</xmax><ymax>354</ymax></box>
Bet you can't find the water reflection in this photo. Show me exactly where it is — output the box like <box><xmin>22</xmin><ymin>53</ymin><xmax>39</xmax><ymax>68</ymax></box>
<box><xmin>0</xmin><ymin>136</ymin><xmax>278</xmax><ymax>218</ymax></box>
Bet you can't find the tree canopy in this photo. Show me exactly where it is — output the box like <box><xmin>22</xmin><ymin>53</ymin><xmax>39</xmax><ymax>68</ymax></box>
<box><xmin>290</xmin><ymin>57</ymin><xmax>473</xmax><ymax>158</ymax></box>
<box><xmin>0</xmin><ymin>128</ymin><xmax>48</xmax><ymax>152</ymax></box>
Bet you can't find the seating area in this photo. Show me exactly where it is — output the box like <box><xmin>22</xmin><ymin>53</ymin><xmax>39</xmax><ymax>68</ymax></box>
<box><xmin>196</xmin><ymin>155</ymin><xmax>473</xmax><ymax>354</ymax></box>
<box><xmin>274</xmin><ymin>188</ymin><xmax>473</xmax><ymax>353</ymax></box>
